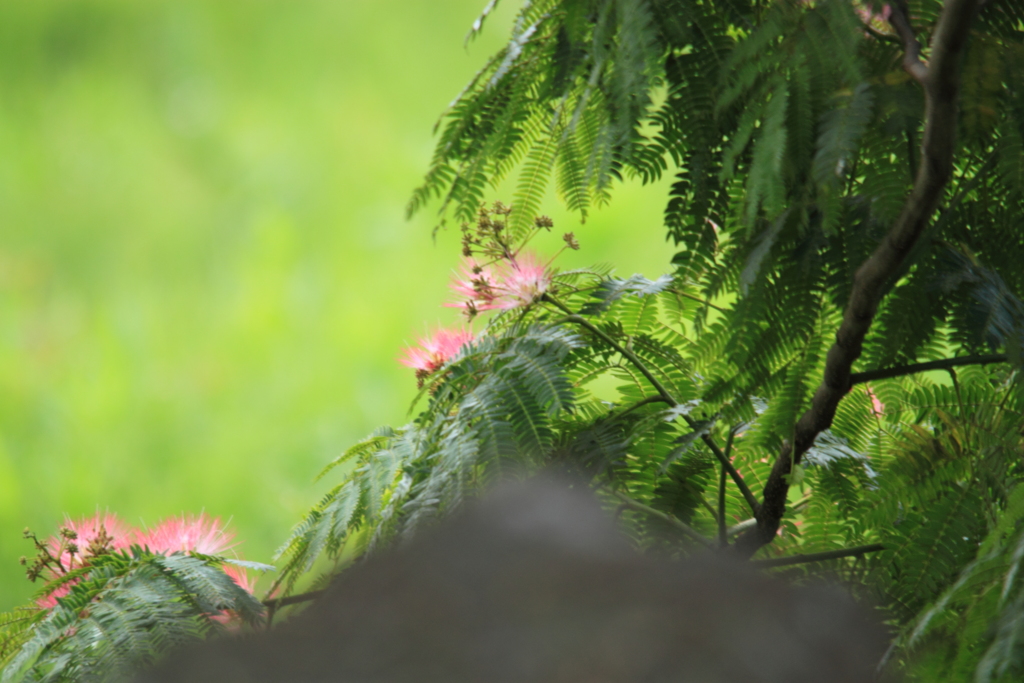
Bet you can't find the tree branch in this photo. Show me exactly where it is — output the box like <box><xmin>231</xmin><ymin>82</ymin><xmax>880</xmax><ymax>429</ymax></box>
<box><xmin>735</xmin><ymin>0</ymin><xmax>980</xmax><ymax>558</ymax></box>
<box><xmin>667</xmin><ymin>287</ymin><xmax>727</xmax><ymax>313</ymax></box>
<box><xmin>717</xmin><ymin>430</ymin><xmax>734</xmax><ymax>547</ymax></box>
<box><xmin>850</xmin><ymin>354</ymin><xmax>1008</xmax><ymax>385</ymax></box>
<box><xmin>548</xmin><ymin>295</ymin><xmax>761</xmax><ymax>515</ymax></box>
<box><xmin>888</xmin><ymin>0</ymin><xmax>929</xmax><ymax>84</ymax></box>
<box><xmin>613</xmin><ymin>395</ymin><xmax>671</xmax><ymax>418</ymax></box>
<box><xmin>691</xmin><ymin>420</ymin><xmax>760</xmax><ymax>515</ymax></box>
<box><xmin>610</xmin><ymin>490</ymin><xmax>715</xmax><ymax>548</ymax></box>
<box><xmin>263</xmin><ymin>589</ymin><xmax>325</xmax><ymax>611</ymax></box>
<box><xmin>751</xmin><ymin>544</ymin><xmax>885</xmax><ymax>569</ymax></box>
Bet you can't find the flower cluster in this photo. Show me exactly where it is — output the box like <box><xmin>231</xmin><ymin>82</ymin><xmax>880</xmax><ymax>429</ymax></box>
<box><xmin>399</xmin><ymin>202</ymin><xmax>569</xmax><ymax>385</ymax></box>
<box><xmin>447</xmin><ymin>251</ymin><xmax>553</xmax><ymax>316</ymax></box>
<box><xmin>451</xmin><ymin>201</ymin><xmax>561</xmax><ymax>318</ymax></box>
<box><xmin>23</xmin><ymin>513</ymin><xmax>255</xmax><ymax>614</ymax></box>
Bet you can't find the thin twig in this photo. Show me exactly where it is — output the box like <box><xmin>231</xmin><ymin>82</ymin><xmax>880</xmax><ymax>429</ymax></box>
<box><xmin>263</xmin><ymin>589</ymin><xmax>326</xmax><ymax>611</ymax></box>
<box><xmin>547</xmin><ymin>299</ymin><xmax>677</xmax><ymax>404</ymax></box>
<box><xmin>751</xmin><ymin>544</ymin><xmax>885</xmax><ymax>569</ymax></box>
<box><xmin>717</xmin><ymin>463</ymin><xmax>729</xmax><ymax>547</ymax></box>
<box><xmin>546</xmin><ymin>295</ymin><xmax>762</xmax><ymax>514</ymax></box>
<box><xmin>718</xmin><ymin>429</ymin><xmax>736</xmax><ymax>547</ymax></box>
<box><xmin>849</xmin><ymin>354</ymin><xmax>1007</xmax><ymax>385</ymax></box>
<box><xmin>668</xmin><ymin>288</ymin><xmax>727</xmax><ymax>313</ymax></box>
<box><xmin>610</xmin><ymin>490</ymin><xmax>714</xmax><ymax>548</ymax></box>
<box><xmin>693</xmin><ymin>490</ymin><xmax>722</xmax><ymax>525</ymax></box>
<box><xmin>613</xmin><ymin>395</ymin><xmax>671</xmax><ymax>418</ymax></box>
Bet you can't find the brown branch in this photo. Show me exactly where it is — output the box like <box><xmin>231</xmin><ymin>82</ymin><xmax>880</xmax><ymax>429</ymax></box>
<box><xmin>850</xmin><ymin>354</ymin><xmax>1008</xmax><ymax>385</ymax></box>
<box><xmin>735</xmin><ymin>0</ymin><xmax>980</xmax><ymax>558</ymax></box>
<box><xmin>888</xmin><ymin>0</ymin><xmax>929</xmax><ymax>84</ymax></box>
<box><xmin>751</xmin><ymin>544</ymin><xmax>885</xmax><ymax>569</ymax></box>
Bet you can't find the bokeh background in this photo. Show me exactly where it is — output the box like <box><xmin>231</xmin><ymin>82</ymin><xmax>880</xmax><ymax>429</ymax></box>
<box><xmin>0</xmin><ymin>0</ymin><xmax>676</xmax><ymax>610</ymax></box>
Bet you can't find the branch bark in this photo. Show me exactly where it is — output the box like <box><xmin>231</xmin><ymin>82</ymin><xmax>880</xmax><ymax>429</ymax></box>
<box><xmin>889</xmin><ymin>0</ymin><xmax>929</xmax><ymax>83</ymax></box>
<box><xmin>735</xmin><ymin>0</ymin><xmax>980</xmax><ymax>558</ymax></box>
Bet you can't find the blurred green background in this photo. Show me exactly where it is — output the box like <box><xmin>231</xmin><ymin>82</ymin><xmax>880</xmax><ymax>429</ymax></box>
<box><xmin>0</xmin><ymin>0</ymin><xmax>676</xmax><ymax>610</ymax></box>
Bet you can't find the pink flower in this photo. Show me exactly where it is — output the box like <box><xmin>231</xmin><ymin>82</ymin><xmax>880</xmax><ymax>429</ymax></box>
<box><xmin>36</xmin><ymin>513</ymin><xmax>133</xmax><ymax>608</ymax></box>
<box><xmin>134</xmin><ymin>513</ymin><xmax>235</xmax><ymax>556</ymax></box>
<box><xmin>134</xmin><ymin>515</ymin><xmax>256</xmax><ymax>628</ymax></box>
<box><xmin>399</xmin><ymin>327</ymin><xmax>474</xmax><ymax>382</ymax></box>
<box><xmin>34</xmin><ymin>514</ymin><xmax>258</xmax><ymax>614</ymax></box>
<box><xmin>49</xmin><ymin>513</ymin><xmax>132</xmax><ymax>571</ymax></box>
<box><xmin>447</xmin><ymin>252</ymin><xmax>553</xmax><ymax>314</ymax></box>
<box><xmin>498</xmin><ymin>252</ymin><xmax>552</xmax><ymax>308</ymax></box>
<box><xmin>448</xmin><ymin>260</ymin><xmax>503</xmax><ymax>312</ymax></box>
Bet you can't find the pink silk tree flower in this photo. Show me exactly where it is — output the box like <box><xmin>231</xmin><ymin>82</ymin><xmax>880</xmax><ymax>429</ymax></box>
<box><xmin>49</xmin><ymin>513</ymin><xmax>133</xmax><ymax>572</ymax></box>
<box><xmin>494</xmin><ymin>252</ymin><xmax>552</xmax><ymax>309</ymax></box>
<box><xmin>134</xmin><ymin>513</ymin><xmax>236</xmax><ymax>556</ymax></box>
<box><xmin>399</xmin><ymin>327</ymin><xmax>475</xmax><ymax>383</ymax></box>
<box><xmin>34</xmin><ymin>514</ymin><xmax>259</xmax><ymax>613</ymax></box>
<box><xmin>36</xmin><ymin>513</ymin><xmax>133</xmax><ymax>608</ymax></box>
<box><xmin>133</xmin><ymin>516</ymin><xmax>260</xmax><ymax>627</ymax></box>
<box><xmin>447</xmin><ymin>252</ymin><xmax>553</xmax><ymax>315</ymax></box>
<box><xmin>447</xmin><ymin>260</ymin><xmax>502</xmax><ymax>313</ymax></box>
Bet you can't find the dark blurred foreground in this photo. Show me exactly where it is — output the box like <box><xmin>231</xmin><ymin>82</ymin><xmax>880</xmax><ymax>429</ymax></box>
<box><xmin>137</xmin><ymin>478</ymin><xmax>886</xmax><ymax>682</ymax></box>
